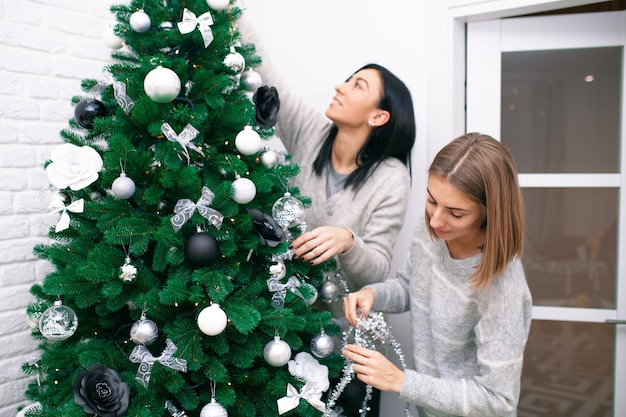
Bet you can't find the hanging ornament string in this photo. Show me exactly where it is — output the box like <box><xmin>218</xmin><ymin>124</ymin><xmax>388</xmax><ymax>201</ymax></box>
<box><xmin>324</xmin><ymin>311</ymin><xmax>414</xmax><ymax>417</ymax></box>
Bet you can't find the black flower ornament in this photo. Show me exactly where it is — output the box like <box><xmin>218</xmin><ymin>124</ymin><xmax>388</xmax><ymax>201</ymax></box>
<box><xmin>248</xmin><ymin>208</ymin><xmax>285</xmax><ymax>247</ymax></box>
<box><xmin>73</xmin><ymin>365</ymin><xmax>130</xmax><ymax>417</ymax></box>
<box><xmin>253</xmin><ymin>86</ymin><xmax>280</xmax><ymax>128</ymax></box>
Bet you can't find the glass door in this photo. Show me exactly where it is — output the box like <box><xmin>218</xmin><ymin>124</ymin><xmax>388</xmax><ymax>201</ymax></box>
<box><xmin>467</xmin><ymin>11</ymin><xmax>626</xmax><ymax>417</ymax></box>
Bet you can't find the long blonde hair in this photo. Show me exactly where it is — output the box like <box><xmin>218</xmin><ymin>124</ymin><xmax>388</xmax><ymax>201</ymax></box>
<box><xmin>425</xmin><ymin>132</ymin><xmax>525</xmax><ymax>289</ymax></box>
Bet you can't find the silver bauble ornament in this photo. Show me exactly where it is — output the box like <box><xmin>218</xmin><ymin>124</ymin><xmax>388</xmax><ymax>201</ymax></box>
<box><xmin>263</xmin><ymin>335</ymin><xmax>291</xmax><ymax>367</ymax></box>
<box><xmin>240</xmin><ymin>70</ymin><xmax>262</xmax><ymax>92</ymax></box>
<box><xmin>231</xmin><ymin>177</ymin><xmax>256</xmax><ymax>204</ymax></box>
<box><xmin>102</xmin><ymin>25</ymin><xmax>124</xmax><ymax>49</ymax></box>
<box><xmin>235</xmin><ymin>126</ymin><xmax>262</xmax><ymax>155</ymax></box>
<box><xmin>320</xmin><ymin>279</ymin><xmax>340</xmax><ymax>303</ymax></box>
<box><xmin>223</xmin><ymin>50</ymin><xmax>245</xmax><ymax>74</ymax></box>
<box><xmin>144</xmin><ymin>66</ymin><xmax>181</xmax><ymax>103</ymax></box>
<box><xmin>130</xmin><ymin>10</ymin><xmax>151</xmax><ymax>33</ymax></box>
<box><xmin>272</xmin><ymin>192</ymin><xmax>305</xmax><ymax>230</ymax></box>
<box><xmin>197</xmin><ymin>304</ymin><xmax>227</xmax><ymax>336</ymax></box>
<box><xmin>39</xmin><ymin>300</ymin><xmax>78</xmax><ymax>341</ymax></box>
<box><xmin>200</xmin><ymin>398</ymin><xmax>228</xmax><ymax>417</ymax></box>
<box><xmin>112</xmin><ymin>172</ymin><xmax>136</xmax><ymax>199</ymax></box>
<box><xmin>311</xmin><ymin>329</ymin><xmax>334</xmax><ymax>358</ymax></box>
<box><xmin>130</xmin><ymin>313</ymin><xmax>158</xmax><ymax>345</ymax></box>
<box><xmin>260</xmin><ymin>150</ymin><xmax>279</xmax><ymax>169</ymax></box>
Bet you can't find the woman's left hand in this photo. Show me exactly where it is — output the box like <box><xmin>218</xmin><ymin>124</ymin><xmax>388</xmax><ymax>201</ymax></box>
<box><xmin>343</xmin><ymin>344</ymin><xmax>405</xmax><ymax>393</ymax></box>
<box><xmin>290</xmin><ymin>226</ymin><xmax>353</xmax><ymax>265</ymax></box>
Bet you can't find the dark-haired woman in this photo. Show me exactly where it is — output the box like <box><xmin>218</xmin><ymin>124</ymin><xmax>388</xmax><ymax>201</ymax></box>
<box><xmin>239</xmin><ymin>16</ymin><xmax>416</xmax><ymax>417</ymax></box>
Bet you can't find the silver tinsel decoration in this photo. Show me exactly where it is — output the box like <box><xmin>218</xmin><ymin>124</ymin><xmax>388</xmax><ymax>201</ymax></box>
<box><xmin>324</xmin><ymin>311</ymin><xmax>414</xmax><ymax>417</ymax></box>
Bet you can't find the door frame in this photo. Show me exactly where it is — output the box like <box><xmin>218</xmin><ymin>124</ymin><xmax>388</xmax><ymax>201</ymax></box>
<box><xmin>464</xmin><ymin>8</ymin><xmax>626</xmax><ymax>416</ymax></box>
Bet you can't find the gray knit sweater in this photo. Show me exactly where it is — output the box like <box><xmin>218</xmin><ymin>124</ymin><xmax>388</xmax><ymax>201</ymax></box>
<box><xmin>369</xmin><ymin>220</ymin><xmax>532</xmax><ymax>416</ymax></box>
<box><xmin>240</xmin><ymin>18</ymin><xmax>412</xmax><ymax>318</ymax></box>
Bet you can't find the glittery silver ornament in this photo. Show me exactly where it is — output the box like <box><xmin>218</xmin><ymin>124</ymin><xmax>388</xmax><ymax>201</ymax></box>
<box><xmin>119</xmin><ymin>257</ymin><xmax>138</xmax><ymax>282</ymax></box>
<box><xmin>130</xmin><ymin>312</ymin><xmax>158</xmax><ymax>345</ymax></box>
<box><xmin>112</xmin><ymin>172</ymin><xmax>136</xmax><ymax>199</ymax></box>
<box><xmin>129</xmin><ymin>9</ymin><xmax>151</xmax><ymax>33</ymax></box>
<box><xmin>311</xmin><ymin>329</ymin><xmax>334</xmax><ymax>358</ymax></box>
<box><xmin>263</xmin><ymin>335</ymin><xmax>291</xmax><ymax>367</ymax></box>
<box><xmin>199</xmin><ymin>398</ymin><xmax>228</xmax><ymax>417</ymax></box>
<box><xmin>272</xmin><ymin>192</ymin><xmax>305</xmax><ymax>230</ymax></box>
<box><xmin>240</xmin><ymin>69</ymin><xmax>262</xmax><ymax>92</ymax></box>
<box><xmin>39</xmin><ymin>300</ymin><xmax>78</xmax><ymax>341</ymax></box>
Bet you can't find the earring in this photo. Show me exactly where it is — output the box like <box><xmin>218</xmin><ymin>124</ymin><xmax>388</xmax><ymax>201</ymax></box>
<box><xmin>368</xmin><ymin>121</ymin><xmax>374</xmax><ymax>128</ymax></box>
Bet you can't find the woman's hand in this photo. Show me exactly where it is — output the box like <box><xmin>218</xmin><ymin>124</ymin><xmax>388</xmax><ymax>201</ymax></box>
<box><xmin>343</xmin><ymin>288</ymin><xmax>375</xmax><ymax>326</ymax></box>
<box><xmin>343</xmin><ymin>344</ymin><xmax>405</xmax><ymax>393</ymax></box>
<box><xmin>290</xmin><ymin>226</ymin><xmax>354</xmax><ymax>265</ymax></box>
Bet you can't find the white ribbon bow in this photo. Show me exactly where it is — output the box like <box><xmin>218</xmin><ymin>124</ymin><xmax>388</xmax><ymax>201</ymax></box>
<box><xmin>277</xmin><ymin>383</ymin><xmax>326</xmax><ymax>415</ymax></box>
<box><xmin>171</xmin><ymin>186</ymin><xmax>224</xmax><ymax>232</ymax></box>
<box><xmin>177</xmin><ymin>8</ymin><xmax>214</xmax><ymax>47</ymax></box>
<box><xmin>49</xmin><ymin>197</ymin><xmax>84</xmax><ymax>233</ymax></box>
<box><xmin>90</xmin><ymin>72</ymin><xmax>135</xmax><ymax>114</ymax></box>
<box><xmin>161</xmin><ymin>122</ymin><xmax>204</xmax><ymax>165</ymax></box>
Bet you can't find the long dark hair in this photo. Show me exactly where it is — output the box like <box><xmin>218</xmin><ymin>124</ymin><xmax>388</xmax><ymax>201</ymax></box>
<box><xmin>312</xmin><ymin>63</ymin><xmax>416</xmax><ymax>189</ymax></box>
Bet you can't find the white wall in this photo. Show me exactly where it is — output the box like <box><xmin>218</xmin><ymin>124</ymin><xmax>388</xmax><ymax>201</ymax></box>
<box><xmin>0</xmin><ymin>1</ymin><xmax>118</xmax><ymax>415</ymax></box>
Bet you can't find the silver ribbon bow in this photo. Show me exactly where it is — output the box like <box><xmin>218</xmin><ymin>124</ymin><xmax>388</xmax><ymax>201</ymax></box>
<box><xmin>267</xmin><ymin>275</ymin><xmax>307</xmax><ymax>309</ymax></box>
<box><xmin>161</xmin><ymin>122</ymin><xmax>204</xmax><ymax>165</ymax></box>
<box><xmin>177</xmin><ymin>8</ymin><xmax>214</xmax><ymax>47</ymax></box>
<box><xmin>49</xmin><ymin>196</ymin><xmax>84</xmax><ymax>233</ymax></box>
<box><xmin>90</xmin><ymin>72</ymin><xmax>135</xmax><ymax>114</ymax></box>
<box><xmin>277</xmin><ymin>383</ymin><xmax>326</xmax><ymax>415</ymax></box>
<box><xmin>171</xmin><ymin>186</ymin><xmax>224</xmax><ymax>232</ymax></box>
<box><xmin>129</xmin><ymin>338</ymin><xmax>188</xmax><ymax>388</ymax></box>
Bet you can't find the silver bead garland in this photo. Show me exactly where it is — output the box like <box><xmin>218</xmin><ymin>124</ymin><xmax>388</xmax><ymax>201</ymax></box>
<box><xmin>324</xmin><ymin>311</ymin><xmax>414</xmax><ymax>417</ymax></box>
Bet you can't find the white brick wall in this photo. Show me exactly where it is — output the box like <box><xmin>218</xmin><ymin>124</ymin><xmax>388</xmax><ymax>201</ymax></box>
<box><xmin>0</xmin><ymin>1</ymin><xmax>117</xmax><ymax>415</ymax></box>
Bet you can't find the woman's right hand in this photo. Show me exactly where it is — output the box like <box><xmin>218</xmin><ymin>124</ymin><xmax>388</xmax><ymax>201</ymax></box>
<box><xmin>343</xmin><ymin>288</ymin><xmax>376</xmax><ymax>326</ymax></box>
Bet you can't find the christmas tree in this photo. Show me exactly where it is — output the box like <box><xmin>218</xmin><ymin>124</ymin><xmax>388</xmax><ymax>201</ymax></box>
<box><xmin>20</xmin><ymin>1</ymin><xmax>343</xmax><ymax>416</ymax></box>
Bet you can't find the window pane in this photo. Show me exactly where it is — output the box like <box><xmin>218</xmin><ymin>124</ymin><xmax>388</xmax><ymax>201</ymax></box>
<box><xmin>501</xmin><ymin>47</ymin><xmax>621</xmax><ymax>173</ymax></box>
<box><xmin>522</xmin><ymin>188</ymin><xmax>617</xmax><ymax>309</ymax></box>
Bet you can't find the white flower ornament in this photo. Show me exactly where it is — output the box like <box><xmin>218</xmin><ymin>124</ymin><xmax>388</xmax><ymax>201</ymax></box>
<box><xmin>277</xmin><ymin>352</ymin><xmax>329</xmax><ymax>414</ymax></box>
<box><xmin>45</xmin><ymin>144</ymin><xmax>103</xmax><ymax>191</ymax></box>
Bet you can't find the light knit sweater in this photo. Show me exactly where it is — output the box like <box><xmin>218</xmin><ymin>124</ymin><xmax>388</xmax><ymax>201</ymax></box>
<box><xmin>239</xmin><ymin>17</ymin><xmax>412</xmax><ymax>318</ymax></box>
<box><xmin>368</xmin><ymin>220</ymin><xmax>532</xmax><ymax>417</ymax></box>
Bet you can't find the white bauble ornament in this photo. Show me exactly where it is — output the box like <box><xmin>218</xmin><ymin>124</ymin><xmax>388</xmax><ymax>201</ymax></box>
<box><xmin>310</xmin><ymin>329</ymin><xmax>334</xmax><ymax>358</ymax></box>
<box><xmin>39</xmin><ymin>300</ymin><xmax>78</xmax><ymax>341</ymax></box>
<box><xmin>200</xmin><ymin>398</ymin><xmax>228</xmax><ymax>417</ymax></box>
<box><xmin>235</xmin><ymin>126</ymin><xmax>262</xmax><ymax>155</ymax></box>
<box><xmin>263</xmin><ymin>335</ymin><xmax>291</xmax><ymax>367</ymax></box>
<box><xmin>197</xmin><ymin>304</ymin><xmax>227</xmax><ymax>336</ymax></box>
<box><xmin>206</xmin><ymin>0</ymin><xmax>230</xmax><ymax>11</ymax></box>
<box><xmin>111</xmin><ymin>172</ymin><xmax>136</xmax><ymax>199</ymax></box>
<box><xmin>130</xmin><ymin>313</ymin><xmax>158</xmax><ymax>345</ymax></box>
<box><xmin>240</xmin><ymin>70</ymin><xmax>262</xmax><ymax>92</ymax></box>
<box><xmin>260</xmin><ymin>150</ymin><xmax>279</xmax><ymax>169</ymax></box>
<box><xmin>144</xmin><ymin>66</ymin><xmax>181</xmax><ymax>104</ymax></box>
<box><xmin>130</xmin><ymin>10</ymin><xmax>151</xmax><ymax>33</ymax></box>
<box><xmin>102</xmin><ymin>25</ymin><xmax>124</xmax><ymax>49</ymax></box>
<box><xmin>231</xmin><ymin>177</ymin><xmax>256</xmax><ymax>204</ymax></box>
<box><xmin>223</xmin><ymin>50</ymin><xmax>245</xmax><ymax>74</ymax></box>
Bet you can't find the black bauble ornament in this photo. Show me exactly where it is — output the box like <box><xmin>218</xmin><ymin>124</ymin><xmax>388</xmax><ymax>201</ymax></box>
<box><xmin>184</xmin><ymin>232</ymin><xmax>220</xmax><ymax>266</ymax></box>
<box><xmin>74</xmin><ymin>98</ymin><xmax>107</xmax><ymax>129</ymax></box>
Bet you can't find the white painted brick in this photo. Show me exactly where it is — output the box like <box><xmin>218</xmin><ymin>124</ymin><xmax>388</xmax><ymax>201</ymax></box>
<box><xmin>14</xmin><ymin>191</ymin><xmax>50</xmax><ymax>214</ymax></box>
<box><xmin>0</xmin><ymin>263</ymin><xmax>37</xmax><ymax>286</ymax></box>
<box><xmin>0</xmin><ymin>123</ymin><xmax>19</xmax><ymax>144</ymax></box>
<box><xmin>20</xmin><ymin>122</ymin><xmax>66</xmax><ymax>145</ymax></box>
<box><xmin>0</xmin><ymin>73</ymin><xmax>24</xmax><ymax>96</ymax></box>
<box><xmin>0</xmin><ymin>147</ymin><xmax>35</xmax><ymax>168</ymax></box>
<box><xmin>0</xmin><ymin>96</ymin><xmax>40</xmax><ymax>120</ymax></box>
<box><xmin>0</xmin><ymin>169</ymin><xmax>28</xmax><ymax>192</ymax></box>
<box><xmin>4</xmin><ymin>2</ymin><xmax>42</xmax><ymax>26</ymax></box>
<box><xmin>0</xmin><ymin>216</ymin><xmax>30</xmax><ymax>240</ymax></box>
<box><xmin>0</xmin><ymin>193</ymin><xmax>13</xmax><ymax>215</ymax></box>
